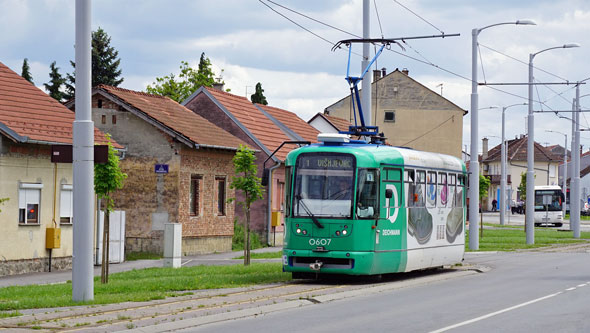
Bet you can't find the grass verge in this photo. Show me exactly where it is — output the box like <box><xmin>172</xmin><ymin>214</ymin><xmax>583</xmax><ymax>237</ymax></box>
<box><xmin>125</xmin><ymin>252</ymin><xmax>162</xmax><ymax>261</ymax></box>
<box><xmin>0</xmin><ymin>263</ymin><xmax>289</xmax><ymax>311</ymax></box>
<box><xmin>466</xmin><ymin>226</ymin><xmax>590</xmax><ymax>251</ymax></box>
<box><xmin>233</xmin><ymin>251</ymin><xmax>283</xmax><ymax>259</ymax></box>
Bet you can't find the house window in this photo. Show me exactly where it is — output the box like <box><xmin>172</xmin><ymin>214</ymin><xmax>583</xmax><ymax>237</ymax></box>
<box><xmin>384</xmin><ymin>110</ymin><xmax>395</xmax><ymax>122</ymax></box>
<box><xmin>216</xmin><ymin>176</ymin><xmax>226</xmax><ymax>216</ymax></box>
<box><xmin>112</xmin><ymin>115</ymin><xmax>117</xmax><ymax>124</ymax></box>
<box><xmin>98</xmin><ymin>99</ymin><xmax>103</xmax><ymax>108</ymax></box>
<box><xmin>19</xmin><ymin>183</ymin><xmax>43</xmax><ymax>225</ymax></box>
<box><xmin>60</xmin><ymin>184</ymin><xmax>73</xmax><ymax>224</ymax></box>
<box><xmin>189</xmin><ymin>175</ymin><xmax>202</xmax><ymax>216</ymax></box>
<box><xmin>101</xmin><ymin>115</ymin><xmax>106</xmax><ymax>124</ymax></box>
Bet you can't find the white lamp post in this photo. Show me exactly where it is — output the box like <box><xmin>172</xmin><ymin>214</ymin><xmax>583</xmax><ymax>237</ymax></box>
<box><xmin>501</xmin><ymin>103</ymin><xmax>527</xmax><ymax>226</ymax></box>
<box><xmin>470</xmin><ymin>19</ymin><xmax>536</xmax><ymax>250</ymax></box>
<box><xmin>546</xmin><ymin>130</ymin><xmax>567</xmax><ymax>220</ymax></box>
<box><xmin>526</xmin><ymin>43</ymin><xmax>580</xmax><ymax>245</ymax></box>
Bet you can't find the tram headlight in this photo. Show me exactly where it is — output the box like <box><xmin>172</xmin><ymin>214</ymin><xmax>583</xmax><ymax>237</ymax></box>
<box><xmin>296</xmin><ymin>228</ymin><xmax>301</xmax><ymax>234</ymax></box>
<box><xmin>335</xmin><ymin>230</ymin><xmax>340</xmax><ymax>236</ymax></box>
<box><xmin>342</xmin><ymin>229</ymin><xmax>348</xmax><ymax>235</ymax></box>
<box><xmin>302</xmin><ymin>230</ymin><xmax>307</xmax><ymax>235</ymax></box>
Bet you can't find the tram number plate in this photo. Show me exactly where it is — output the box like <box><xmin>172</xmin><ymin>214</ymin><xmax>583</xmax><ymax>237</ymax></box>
<box><xmin>309</xmin><ymin>238</ymin><xmax>331</xmax><ymax>246</ymax></box>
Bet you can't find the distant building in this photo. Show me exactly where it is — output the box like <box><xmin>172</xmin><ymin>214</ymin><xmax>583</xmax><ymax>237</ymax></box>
<box><xmin>481</xmin><ymin>135</ymin><xmax>560</xmax><ymax>211</ymax></box>
<box><xmin>308</xmin><ymin>113</ymin><xmax>352</xmax><ymax>133</ymax></box>
<box><xmin>324</xmin><ymin>68</ymin><xmax>466</xmax><ymax>158</ymax></box>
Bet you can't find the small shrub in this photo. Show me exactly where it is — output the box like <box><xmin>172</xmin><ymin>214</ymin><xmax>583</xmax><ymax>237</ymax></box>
<box><xmin>232</xmin><ymin>220</ymin><xmax>264</xmax><ymax>251</ymax></box>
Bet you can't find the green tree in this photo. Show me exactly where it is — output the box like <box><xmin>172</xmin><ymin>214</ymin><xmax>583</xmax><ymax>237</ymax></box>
<box><xmin>44</xmin><ymin>61</ymin><xmax>66</xmax><ymax>102</ymax></box>
<box><xmin>94</xmin><ymin>136</ymin><xmax>127</xmax><ymax>283</ymax></box>
<box><xmin>21</xmin><ymin>58</ymin><xmax>34</xmax><ymax>84</ymax></box>
<box><xmin>479</xmin><ymin>174</ymin><xmax>491</xmax><ymax>236</ymax></box>
<box><xmin>146</xmin><ymin>53</ymin><xmax>223</xmax><ymax>103</ymax></box>
<box><xmin>518</xmin><ymin>172</ymin><xmax>527</xmax><ymax>202</ymax></box>
<box><xmin>65</xmin><ymin>27</ymin><xmax>123</xmax><ymax>100</ymax></box>
<box><xmin>229</xmin><ymin>145</ymin><xmax>264</xmax><ymax>266</ymax></box>
<box><xmin>250</xmin><ymin>82</ymin><xmax>268</xmax><ymax>105</ymax></box>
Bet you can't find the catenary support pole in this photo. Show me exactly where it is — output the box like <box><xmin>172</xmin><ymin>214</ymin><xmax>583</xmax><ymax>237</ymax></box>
<box><xmin>500</xmin><ymin>107</ymin><xmax>506</xmax><ymax>225</ymax></box>
<box><xmin>72</xmin><ymin>0</ymin><xmax>94</xmax><ymax>302</ymax></box>
<box><xmin>469</xmin><ymin>28</ymin><xmax>480</xmax><ymax>250</ymax></box>
<box><xmin>573</xmin><ymin>84</ymin><xmax>581</xmax><ymax>238</ymax></box>
<box><xmin>526</xmin><ymin>53</ymin><xmax>535</xmax><ymax>244</ymax></box>
<box><xmin>361</xmin><ymin>0</ymin><xmax>372</xmax><ymax>128</ymax></box>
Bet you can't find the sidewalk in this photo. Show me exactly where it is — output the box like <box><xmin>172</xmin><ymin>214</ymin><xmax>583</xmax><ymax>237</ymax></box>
<box><xmin>0</xmin><ymin>246</ymin><xmax>282</xmax><ymax>288</ymax></box>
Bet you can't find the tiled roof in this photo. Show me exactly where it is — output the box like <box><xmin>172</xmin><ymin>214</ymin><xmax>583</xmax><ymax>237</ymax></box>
<box><xmin>256</xmin><ymin>104</ymin><xmax>319</xmax><ymax>143</ymax></box>
<box><xmin>204</xmin><ymin>87</ymin><xmax>294</xmax><ymax>161</ymax></box>
<box><xmin>97</xmin><ymin>85</ymin><xmax>245</xmax><ymax>151</ymax></box>
<box><xmin>0</xmin><ymin>61</ymin><xmax>113</xmax><ymax>146</ymax></box>
<box><xmin>323</xmin><ymin>114</ymin><xmax>353</xmax><ymax>132</ymax></box>
<box><xmin>483</xmin><ymin>135</ymin><xmax>559</xmax><ymax>163</ymax></box>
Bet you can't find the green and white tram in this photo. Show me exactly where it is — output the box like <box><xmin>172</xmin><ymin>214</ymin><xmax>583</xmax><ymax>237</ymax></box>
<box><xmin>282</xmin><ymin>134</ymin><xmax>467</xmax><ymax>277</ymax></box>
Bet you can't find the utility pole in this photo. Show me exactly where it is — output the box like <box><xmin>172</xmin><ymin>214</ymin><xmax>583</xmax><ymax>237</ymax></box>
<box><xmin>72</xmin><ymin>0</ymin><xmax>94</xmax><ymax>301</ymax></box>
<box><xmin>361</xmin><ymin>0</ymin><xmax>372</xmax><ymax>127</ymax></box>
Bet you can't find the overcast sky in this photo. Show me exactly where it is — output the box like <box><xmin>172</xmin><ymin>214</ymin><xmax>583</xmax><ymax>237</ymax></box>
<box><xmin>1</xmin><ymin>0</ymin><xmax>590</xmax><ymax>154</ymax></box>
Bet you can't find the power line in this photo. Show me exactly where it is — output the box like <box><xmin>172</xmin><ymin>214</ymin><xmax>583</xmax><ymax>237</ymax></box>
<box><xmin>373</xmin><ymin>0</ymin><xmax>384</xmax><ymax>38</ymax></box>
<box><xmin>479</xmin><ymin>43</ymin><xmax>569</xmax><ymax>82</ymax></box>
<box><xmin>477</xmin><ymin>43</ymin><xmax>487</xmax><ymax>83</ymax></box>
<box><xmin>392</xmin><ymin>0</ymin><xmax>444</xmax><ymax>34</ymax></box>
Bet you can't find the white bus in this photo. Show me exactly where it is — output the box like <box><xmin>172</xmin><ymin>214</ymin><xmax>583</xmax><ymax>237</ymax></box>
<box><xmin>534</xmin><ymin>185</ymin><xmax>564</xmax><ymax>227</ymax></box>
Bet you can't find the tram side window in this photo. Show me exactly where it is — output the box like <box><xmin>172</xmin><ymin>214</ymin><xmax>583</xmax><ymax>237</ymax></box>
<box><xmin>426</xmin><ymin>171</ymin><xmax>437</xmax><ymax>208</ymax></box>
<box><xmin>415</xmin><ymin>170</ymin><xmax>426</xmax><ymax>207</ymax></box>
<box><xmin>438</xmin><ymin>172</ymin><xmax>448</xmax><ymax>207</ymax></box>
<box><xmin>285</xmin><ymin>167</ymin><xmax>293</xmax><ymax>217</ymax></box>
<box><xmin>456</xmin><ymin>174</ymin><xmax>465</xmax><ymax>207</ymax></box>
<box><xmin>356</xmin><ymin>169</ymin><xmax>379</xmax><ymax>218</ymax></box>
<box><xmin>405</xmin><ymin>169</ymin><xmax>415</xmax><ymax>207</ymax></box>
<box><xmin>449</xmin><ymin>174</ymin><xmax>457</xmax><ymax>207</ymax></box>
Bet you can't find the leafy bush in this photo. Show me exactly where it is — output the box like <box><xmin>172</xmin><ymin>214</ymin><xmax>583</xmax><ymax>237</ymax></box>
<box><xmin>232</xmin><ymin>220</ymin><xmax>264</xmax><ymax>251</ymax></box>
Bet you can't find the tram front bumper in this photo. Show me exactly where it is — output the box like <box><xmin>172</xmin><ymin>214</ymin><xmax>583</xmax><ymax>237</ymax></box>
<box><xmin>282</xmin><ymin>249</ymin><xmax>374</xmax><ymax>275</ymax></box>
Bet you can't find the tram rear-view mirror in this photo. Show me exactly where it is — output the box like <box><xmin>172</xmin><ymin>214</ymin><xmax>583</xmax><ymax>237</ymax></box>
<box><xmin>385</xmin><ymin>189</ymin><xmax>393</xmax><ymax>199</ymax></box>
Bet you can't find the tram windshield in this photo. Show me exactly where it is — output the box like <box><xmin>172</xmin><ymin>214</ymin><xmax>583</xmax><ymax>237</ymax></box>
<box><xmin>534</xmin><ymin>189</ymin><xmax>563</xmax><ymax>212</ymax></box>
<box><xmin>293</xmin><ymin>154</ymin><xmax>355</xmax><ymax>218</ymax></box>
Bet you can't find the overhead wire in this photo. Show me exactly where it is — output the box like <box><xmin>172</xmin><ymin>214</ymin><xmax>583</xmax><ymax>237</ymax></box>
<box><xmin>373</xmin><ymin>0</ymin><xmax>385</xmax><ymax>38</ymax></box>
<box><xmin>477</xmin><ymin>44</ymin><xmax>487</xmax><ymax>84</ymax></box>
<box><xmin>391</xmin><ymin>0</ymin><xmax>444</xmax><ymax>34</ymax></box>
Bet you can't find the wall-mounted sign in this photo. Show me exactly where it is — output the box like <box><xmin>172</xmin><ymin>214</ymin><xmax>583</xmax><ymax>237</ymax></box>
<box><xmin>51</xmin><ymin>145</ymin><xmax>108</xmax><ymax>164</ymax></box>
<box><xmin>155</xmin><ymin>164</ymin><xmax>169</xmax><ymax>174</ymax></box>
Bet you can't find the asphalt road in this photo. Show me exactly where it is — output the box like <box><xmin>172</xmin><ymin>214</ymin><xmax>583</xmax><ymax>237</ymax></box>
<box><xmin>190</xmin><ymin>249</ymin><xmax>590</xmax><ymax>333</ymax></box>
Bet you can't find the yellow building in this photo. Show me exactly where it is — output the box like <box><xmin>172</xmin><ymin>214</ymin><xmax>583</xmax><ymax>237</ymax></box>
<box><xmin>0</xmin><ymin>61</ymin><xmax>112</xmax><ymax>276</ymax></box>
<box><xmin>324</xmin><ymin>68</ymin><xmax>466</xmax><ymax>158</ymax></box>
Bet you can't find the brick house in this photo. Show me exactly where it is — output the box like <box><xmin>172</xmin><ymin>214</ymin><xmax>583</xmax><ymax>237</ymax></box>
<box><xmin>183</xmin><ymin>87</ymin><xmax>319</xmax><ymax>243</ymax></box>
<box><xmin>307</xmin><ymin>113</ymin><xmax>352</xmax><ymax>133</ymax></box>
<box><xmin>324</xmin><ymin>68</ymin><xmax>467</xmax><ymax>158</ymax></box>
<box><xmin>0</xmin><ymin>61</ymin><xmax>114</xmax><ymax>276</ymax></box>
<box><xmin>66</xmin><ymin>85</ymin><xmax>247</xmax><ymax>255</ymax></box>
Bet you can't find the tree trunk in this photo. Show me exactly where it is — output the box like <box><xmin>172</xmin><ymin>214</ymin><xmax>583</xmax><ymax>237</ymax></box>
<box><xmin>245</xmin><ymin>206</ymin><xmax>251</xmax><ymax>266</ymax></box>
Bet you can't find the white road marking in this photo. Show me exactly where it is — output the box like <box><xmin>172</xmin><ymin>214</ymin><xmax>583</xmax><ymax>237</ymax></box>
<box><xmin>181</xmin><ymin>259</ymin><xmax>194</xmax><ymax>266</ymax></box>
<box><xmin>577</xmin><ymin>284</ymin><xmax>586</xmax><ymax>287</ymax></box>
<box><xmin>429</xmin><ymin>292</ymin><xmax>562</xmax><ymax>333</ymax></box>
<box><xmin>566</xmin><ymin>287</ymin><xmax>576</xmax><ymax>291</ymax></box>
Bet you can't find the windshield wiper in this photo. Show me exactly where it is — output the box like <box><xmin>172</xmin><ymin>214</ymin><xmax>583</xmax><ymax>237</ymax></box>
<box><xmin>296</xmin><ymin>195</ymin><xmax>324</xmax><ymax>229</ymax></box>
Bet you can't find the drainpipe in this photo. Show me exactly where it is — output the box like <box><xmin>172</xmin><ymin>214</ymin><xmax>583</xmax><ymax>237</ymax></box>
<box><xmin>267</xmin><ymin>162</ymin><xmax>281</xmax><ymax>246</ymax></box>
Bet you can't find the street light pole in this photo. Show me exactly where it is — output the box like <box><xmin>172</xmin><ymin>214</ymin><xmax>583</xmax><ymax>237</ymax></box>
<box><xmin>501</xmin><ymin>103</ymin><xmax>527</xmax><ymax>226</ymax></box>
<box><xmin>526</xmin><ymin>43</ymin><xmax>580</xmax><ymax>245</ymax></box>
<box><xmin>573</xmin><ymin>84</ymin><xmax>581</xmax><ymax>238</ymax></box>
<box><xmin>469</xmin><ymin>19</ymin><xmax>536</xmax><ymax>250</ymax></box>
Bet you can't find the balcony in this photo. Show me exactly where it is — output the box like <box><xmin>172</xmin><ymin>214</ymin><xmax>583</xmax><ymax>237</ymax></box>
<box><xmin>485</xmin><ymin>175</ymin><xmax>511</xmax><ymax>185</ymax></box>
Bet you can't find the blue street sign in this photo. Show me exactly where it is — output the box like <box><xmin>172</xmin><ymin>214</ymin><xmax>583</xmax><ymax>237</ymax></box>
<box><xmin>155</xmin><ymin>164</ymin><xmax>169</xmax><ymax>174</ymax></box>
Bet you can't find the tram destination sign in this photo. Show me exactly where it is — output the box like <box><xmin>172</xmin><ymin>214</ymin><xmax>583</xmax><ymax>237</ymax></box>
<box><xmin>298</xmin><ymin>154</ymin><xmax>354</xmax><ymax>169</ymax></box>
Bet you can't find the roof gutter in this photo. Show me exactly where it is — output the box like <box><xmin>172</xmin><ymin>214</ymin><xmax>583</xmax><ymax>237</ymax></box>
<box><xmin>0</xmin><ymin>121</ymin><xmax>29</xmax><ymax>143</ymax></box>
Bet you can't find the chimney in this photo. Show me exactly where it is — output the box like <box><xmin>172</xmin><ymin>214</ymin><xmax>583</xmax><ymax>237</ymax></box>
<box><xmin>381</xmin><ymin>67</ymin><xmax>386</xmax><ymax>78</ymax></box>
<box><xmin>401</xmin><ymin>68</ymin><xmax>409</xmax><ymax>75</ymax></box>
<box><xmin>482</xmin><ymin>137</ymin><xmax>489</xmax><ymax>160</ymax></box>
<box><xmin>373</xmin><ymin>69</ymin><xmax>381</xmax><ymax>82</ymax></box>
<box><xmin>212</xmin><ymin>82</ymin><xmax>224</xmax><ymax>91</ymax></box>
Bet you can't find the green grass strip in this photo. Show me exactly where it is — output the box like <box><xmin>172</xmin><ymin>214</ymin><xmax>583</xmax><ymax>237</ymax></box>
<box><xmin>466</xmin><ymin>227</ymin><xmax>590</xmax><ymax>251</ymax></box>
<box><xmin>233</xmin><ymin>251</ymin><xmax>283</xmax><ymax>259</ymax></box>
<box><xmin>0</xmin><ymin>263</ymin><xmax>289</xmax><ymax>311</ymax></box>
